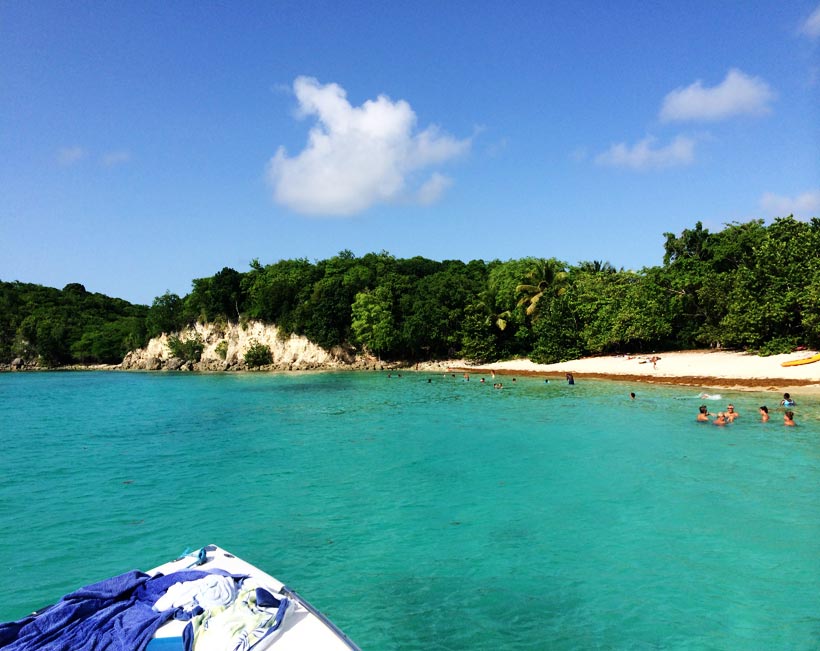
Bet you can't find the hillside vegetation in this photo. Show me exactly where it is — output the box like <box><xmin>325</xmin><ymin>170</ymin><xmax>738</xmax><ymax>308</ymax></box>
<box><xmin>3</xmin><ymin>217</ymin><xmax>819</xmax><ymax>368</ymax></box>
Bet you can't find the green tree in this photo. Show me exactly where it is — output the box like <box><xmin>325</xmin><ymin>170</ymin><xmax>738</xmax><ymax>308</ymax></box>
<box><xmin>146</xmin><ymin>292</ymin><xmax>185</xmax><ymax>338</ymax></box>
<box><xmin>516</xmin><ymin>258</ymin><xmax>570</xmax><ymax>318</ymax></box>
<box><xmin>351</xmin><ymin>286</ymin><xmax>397</xmax><ymax>357</ymax></box>
<box><xmin>721</xmin><ymin>217</ymin><xmax>820</xmax><ymax>349</ymax></box>
<box><xmin>530</xmin><ymin>295</ymin><xmax>582</xmax><ymax>363</ymax></box>
<box><xmin>459</xmin><ymin>302</ymin><xmax>500</xmax><ymax>363</ymax></box>
<box><xmin>186</xmin><ymin>267</ymin><xmax>245</xmax><ymax>323</ymax></box>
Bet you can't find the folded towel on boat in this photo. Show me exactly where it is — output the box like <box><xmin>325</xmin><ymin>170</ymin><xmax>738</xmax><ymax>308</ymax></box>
<box><xmin>153</xmin><ymin>574</ymin><xmax>237</xmax><ymax>612</ymax></box>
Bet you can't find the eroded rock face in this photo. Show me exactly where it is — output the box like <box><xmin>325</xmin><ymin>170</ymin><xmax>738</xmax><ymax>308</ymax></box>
<box><xmin>120</xmin><ymin>321</ymin><xmax>362</xmax><ymax>372</ymax></box>
<box><xmin>165</xmin><ymin>357</ymin><xmax>185</xmax><ymax>371</ymax></box>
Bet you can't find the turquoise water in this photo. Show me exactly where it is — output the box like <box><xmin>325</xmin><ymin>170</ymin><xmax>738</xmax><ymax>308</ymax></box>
<box><xmin>1</xmin><ymin>371</ymin><xmax>819</xmax><ymax>650</ymax></box>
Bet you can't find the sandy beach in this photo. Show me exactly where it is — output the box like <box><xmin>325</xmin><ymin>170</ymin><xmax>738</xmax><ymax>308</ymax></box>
<box><xmin>447</xmin><ymin>349</ymin><xmax>820</xmax><ymax>393</ymax></box>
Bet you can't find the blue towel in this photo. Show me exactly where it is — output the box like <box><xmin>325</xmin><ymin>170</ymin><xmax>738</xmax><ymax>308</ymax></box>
<box><xmin>0</xmin><ymin>570</ymin><xmax>210</xmax><ymax>651</ymax></box>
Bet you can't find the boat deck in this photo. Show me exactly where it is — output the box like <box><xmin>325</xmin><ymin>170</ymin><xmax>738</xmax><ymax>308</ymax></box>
<box><xmin>149</xmin><ymin>545</ymin><xmax>361</xmax><ymax>650</ymax></box>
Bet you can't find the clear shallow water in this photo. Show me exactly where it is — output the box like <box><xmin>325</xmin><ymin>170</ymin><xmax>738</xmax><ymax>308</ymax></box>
<box><xmin>1</xmin><ymin>371</ymin><xmax>819</xmax><ymax>650</ymax></box>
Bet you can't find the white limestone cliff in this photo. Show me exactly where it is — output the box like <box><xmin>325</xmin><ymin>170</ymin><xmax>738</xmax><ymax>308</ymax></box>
<box><xmin>121</xmin><ymin>321</ymin><xmax>364</xmax><ymax>371</ymax></box>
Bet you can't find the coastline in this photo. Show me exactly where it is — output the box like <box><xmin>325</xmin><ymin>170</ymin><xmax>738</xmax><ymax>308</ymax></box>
<box><xmin>443</xmin><ymin>349</ymin><xmax>820</xmax><ymax>394</ymax></box>
<box><xmin>5</xmin><ymin>348</ymin><xmax>820</xmax><ymax>394</ymax></box>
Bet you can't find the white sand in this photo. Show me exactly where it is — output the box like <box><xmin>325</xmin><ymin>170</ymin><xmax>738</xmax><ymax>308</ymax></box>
<box><xmin>452</xmin><ymin>349</ymin><xmax>820</xmax><ymax>391</ymax></box>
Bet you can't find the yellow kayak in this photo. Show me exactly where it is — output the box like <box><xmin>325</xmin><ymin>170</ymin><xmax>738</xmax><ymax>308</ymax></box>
<box><xmin>781</xmin><ymin>353</ymin><xmax>820</xmax><ymax>367</ymax></box>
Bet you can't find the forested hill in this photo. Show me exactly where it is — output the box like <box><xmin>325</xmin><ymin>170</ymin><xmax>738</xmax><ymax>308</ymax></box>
<box><xmin>3</xmin><ymin>216</ymin><xmax>820</xmax><ymax>368</ymax></box>
<box><xmin>0</xmin><ymin>282</ymin><xmax>148</xmax><ymax>366</ymax></box>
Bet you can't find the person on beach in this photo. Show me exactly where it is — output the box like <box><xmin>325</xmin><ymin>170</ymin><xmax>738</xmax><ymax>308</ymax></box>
<box><xmin>784</xmin><ymin>410</ymin><xmax>796</xmax><ymax>426</ymax></box>
<box><xmin>780</xmin><ymin>393</ymin><xmax>796</xmax><ymax>407</ymax></box>
<box><xmin>566</xmin><ymin>373</ymin><xmax>575</xmax><ymax>385</ymax></box>
<box><xmin>697</xmin><ymin>405</ymin><xmax>710</xmax><ymax>422</ymax></box>
<box><xmin>726</xmin><ymin>404</ymin><xmax>738</xmax><ymax>422</ymax></box>
<box><xmin>759</xmin><ymin>406</ymin><xmax>769</xmax><ymax>422</ymax></box>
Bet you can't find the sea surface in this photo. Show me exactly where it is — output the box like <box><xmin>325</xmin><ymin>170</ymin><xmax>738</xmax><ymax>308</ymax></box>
<box><xmin>1</xmin><ymin>371</ymin><xmax>819</xmax><ymax>650</ymax></box>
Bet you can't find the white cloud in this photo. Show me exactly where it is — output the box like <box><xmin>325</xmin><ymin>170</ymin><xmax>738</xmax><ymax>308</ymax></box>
<box><xmin>595</xmin><ymin>135</ymin><xmax>695</xmax><ymax>170</ymax></box>
<box><xmin>800</xmin><ymin>4</ymin><xmax>820</xmax><ymax>37</ymax></box>
<box><xmin>268</xmin><ymin>77</ymin><xmax>470</xmax><ymax>216</ymax></box>
<box><xmin>101</xmin><ymin>150</ymin><xmax>131</xmax><ymax>167</ymax></box>
<box><xmin>659</xmin><ymin>69</ymin><xmax>775</xmax><ymax>122</ymax></box>
<box><xmin>417</xmin><ymin>173</ymin><xmax>453</xmax><ymax>205</ymax></box>
<box><xmin>57</xmin><ymin>146</ymin><xmax>86</xmax><ymax>165</ymax></box>
<box><xmin>759</xmin><ymin>190</ymin><xmax>820</xmax><ymax>217</ymax></box>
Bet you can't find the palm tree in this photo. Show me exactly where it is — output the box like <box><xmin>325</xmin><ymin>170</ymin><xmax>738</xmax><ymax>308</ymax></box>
<box><xmin>515</xmin><ymin>258</ymin><xmax>569</xmax><ymax>318</ymax></box>
<box><xmin>576</xmin><ymin>259</ymin><xmax>617</xmax><ymax>274</ymax></box>
<box><xmin>476</xmin><ymin>285</ymin><xmax>512</xmax><ymax>331</ymax></box>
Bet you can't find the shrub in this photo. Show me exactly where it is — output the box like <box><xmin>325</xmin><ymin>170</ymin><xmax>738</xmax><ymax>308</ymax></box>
<box><xmin>758</xmin><ymin>337</ymin><xmax>799</xmax><ymax>356</ymax></box>
<box><xmin>167</xmin><ymin>334</ymin><xmax>204</xmax><ymax>362</ymax></box>
<box><xmin>244</xmin><ymin>339</ymin><xmax>272</xmax><ymax>367</ymax></box>
<box><xmin>215</xmin><ymin>340</ymin><xmax>229</xmax><ymax>360</ymax></box>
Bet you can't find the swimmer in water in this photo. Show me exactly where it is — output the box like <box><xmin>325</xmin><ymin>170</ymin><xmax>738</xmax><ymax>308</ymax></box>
<box><xmin>697</xmin><ymin>405</ymin><xmax>710</xmax><ymax>422</ymax></box>
<box><xmin>759</xmin><ymin>406</ymin><xmax>769</xmax><ymax>422</ymax></box>
<box><xmin>784</xmin><ymin>410</ymin><xmax>796</xmax><ymax>426</ymax></box>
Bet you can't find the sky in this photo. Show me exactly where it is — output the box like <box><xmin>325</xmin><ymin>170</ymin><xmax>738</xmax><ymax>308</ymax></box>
<box><xmin>2</xmin><ymin>1</ymin><xmax>819</xmax><ymax>305</ymax></box>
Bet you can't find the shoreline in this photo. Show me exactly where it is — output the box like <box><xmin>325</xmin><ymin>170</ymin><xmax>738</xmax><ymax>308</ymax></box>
<box><xmin>5</xmin><ymin>349</ymin><xmax>820</xmax><ymax>394</ymax></box>
<box><xmin>443</xmin><ymin>349</ymin><xmax>820</xmax><ymax>394</ymax></box>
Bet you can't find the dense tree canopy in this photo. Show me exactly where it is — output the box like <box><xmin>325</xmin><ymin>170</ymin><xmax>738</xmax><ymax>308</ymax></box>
<box><xmin>0</xmin><ymin>282</ymin><xmax>147</xmax><ymax>365</ymax></box>
<box><xmin>2</xmin><ymin>216</ymin><xmax>818</xmax><ymax>367</ymax></box>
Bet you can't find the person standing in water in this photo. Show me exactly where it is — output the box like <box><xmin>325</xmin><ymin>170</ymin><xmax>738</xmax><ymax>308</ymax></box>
<box><xmin>784</xmin><ymin>411</ymin><xmax>796</xmax><ymax>426</ymax></box>
<box><xmin>566</xmin><ymin>373</ymin><xmax>575</xmax><ymax>385</ymax></box>
<box><xmin>759</xmin><ymin>406</ymin><xmax>769</xmax><ymax>422</ymax></box>
<box><xmin>697</xmin><ymin>405</ymin><xmax>710</xmax><ymax>422</ymax></box>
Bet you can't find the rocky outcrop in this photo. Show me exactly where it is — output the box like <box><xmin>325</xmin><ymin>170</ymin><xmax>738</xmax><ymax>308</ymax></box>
<box><xmin>120</xmin><ymin>321</ymin><xmax>369</xmax><ymax>372</ymax></box>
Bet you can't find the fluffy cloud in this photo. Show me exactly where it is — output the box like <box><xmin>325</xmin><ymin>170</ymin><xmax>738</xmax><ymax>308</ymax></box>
<box><xmin>760</xmin><ymin>190</ymin><xmax>820</xmax><ymax>217</ymax></box>
<box><xmin>268</xmin><ymin>77</ymin><xmax>470</xmax><ymax>216</ymax></box>
<box><xmin>595</xmin><ymin>136</ymin><xmax>695</xmax><ymax>170</ymax></box>
<box><xmin>800</xmin><ymin>4</ymin><xmax>820</xmax><ymax>37</ymax></box>
<box><xmin>659</xmin><ymin>69</ymin><xmax>775</xmax><ymax>122</ymax></box>
<box><xmin>57</xmin><ymin>146</ymin><xmax>87</xmax><ymax>165</ymax></box>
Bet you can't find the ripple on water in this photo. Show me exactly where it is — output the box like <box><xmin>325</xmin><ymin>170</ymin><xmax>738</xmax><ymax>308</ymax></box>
<box><xmin>1</xmin><ymin>372</ymin><xmax>819</xmax><ymax>650</ymax></box>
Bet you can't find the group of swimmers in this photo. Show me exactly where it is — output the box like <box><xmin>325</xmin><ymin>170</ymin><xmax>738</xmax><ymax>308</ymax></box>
<box><xmin>697</xmin><ymin>393</ymin><xmax>797</xmax><ymax>426</ymax></box>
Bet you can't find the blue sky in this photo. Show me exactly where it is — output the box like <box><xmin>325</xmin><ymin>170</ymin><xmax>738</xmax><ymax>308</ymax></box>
<box><xmin>2</xmin><ymin>1</ymin><xmax>819</xmax><ymax>305</ymax></box>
